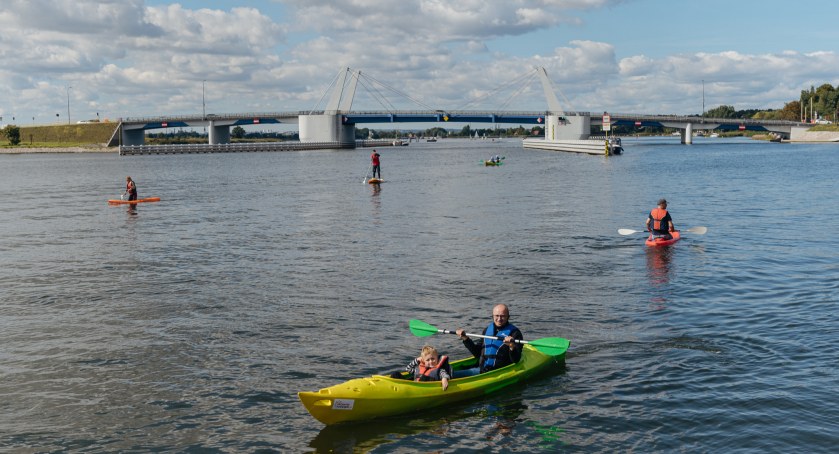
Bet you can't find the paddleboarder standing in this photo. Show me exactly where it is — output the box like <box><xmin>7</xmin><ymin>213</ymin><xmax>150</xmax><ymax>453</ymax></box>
<box><xmin>370</xmin><ymin>150</ymin><xmax>381</xmax><ymax>179</ymax></box>
<box><xmin>454</xmin><ymin>304</ymin><xmax>523</xmax><ymax>377</ymax></box>
<box><xmin>124</xmin><ymin>176</ymin><xmax>137</xmax><ymax>201</ymax></box>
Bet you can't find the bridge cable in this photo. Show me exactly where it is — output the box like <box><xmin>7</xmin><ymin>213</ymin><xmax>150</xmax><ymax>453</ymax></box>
<box><xmin>496</xmin><ymin>71</ymin><xmax>539</xmax><ymax>111</ymax></box>
<box><xmin>453</xmin><ymin>69</ymin><xmax>539</xmax><ymax>111</ymax></box>
<box><xmin>357</xmin><ymin>76</ymin><xmax>398</xmax><ymax>112</ymax></box>
<box><xmin>309</xmin><ymin>71</ymin><xmax>342</xmax><ymax>114</ymax></box>
<box><xmin>358</xmin><ymin>72</ymin><xmax>438</xmax><ymax>112</ymax></box>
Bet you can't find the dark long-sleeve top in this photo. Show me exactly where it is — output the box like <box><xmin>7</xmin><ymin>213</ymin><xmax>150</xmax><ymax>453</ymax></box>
<box><xmin>462</xmin><ymin>323</ymin><xmax>523</xmax><ymax>372</ymax></box>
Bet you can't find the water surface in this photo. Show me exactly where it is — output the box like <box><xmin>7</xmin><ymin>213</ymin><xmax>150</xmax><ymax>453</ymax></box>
<box><xmin>1</xmin><ymin>137</ymin><xmax>837</xmax><ymax>452</ymax></box>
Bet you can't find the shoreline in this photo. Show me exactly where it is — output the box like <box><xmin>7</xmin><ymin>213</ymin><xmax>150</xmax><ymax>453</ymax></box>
<box><xmin>0</xmin><ymin>146</ymin><xmax>115</xmax><ymax>154</ymax></box>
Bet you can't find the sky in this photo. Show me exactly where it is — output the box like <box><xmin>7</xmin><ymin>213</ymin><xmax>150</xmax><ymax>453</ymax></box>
<box><xmin>1</xmin><ymin>0</ymin><xmax>838</xmax><ymax>126</ymax></box>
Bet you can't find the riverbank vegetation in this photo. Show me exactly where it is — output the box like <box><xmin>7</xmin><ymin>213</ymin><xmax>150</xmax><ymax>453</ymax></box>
<box><xmin>1</xmin><ymin>122</ymin><xmax>117</xmax><ymax>148</ymax></box>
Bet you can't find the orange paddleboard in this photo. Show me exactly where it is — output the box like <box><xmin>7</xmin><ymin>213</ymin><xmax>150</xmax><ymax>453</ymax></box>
<box><xmin>108</xmin><ymin>197</ymin><xmax>161</xmax><ymax>205</ymax></box>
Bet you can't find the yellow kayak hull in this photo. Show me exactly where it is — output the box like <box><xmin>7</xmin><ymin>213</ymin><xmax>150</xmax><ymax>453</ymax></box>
<box><xmin>298</xmin><ymin>344</ymin><xmax>565</xmax><ymax>425</ymax></box>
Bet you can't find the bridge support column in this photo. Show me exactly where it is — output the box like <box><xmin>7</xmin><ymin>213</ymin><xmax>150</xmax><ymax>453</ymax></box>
<box><xmin>121</xmin><ymin>127</ymin><xmax>146</xmax><ymax>146</ymax></box>
<box><xmin>299</xmin><ymin>114</ymin><xmax>356</xmax><ymax>148</ymax></box>
<box><xmin>546</xmin><ymin>114</ymin><xmax>590</xmax><ymax>140</ymax></box>
<box><xmin>208</xmin><ymin>121</ymin><xmax>230</xmax><ymax>144</ymax></box>
<box><xmin>681</xmin><ymin>123</ymin><xmax>693</xmax><ymax>144</ymax></box>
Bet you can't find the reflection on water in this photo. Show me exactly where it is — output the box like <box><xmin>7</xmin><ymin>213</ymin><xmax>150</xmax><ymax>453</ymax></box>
<box><xmin>3</xmin><ymin>139</ymin><xmax>839</xmax><ymax>452</ymax></box>
<box><xmin>309</xmin><ymin>400</ymin><xmax>530</xmax><ymax>453</ymax></box>
<box><xmin>645</xmin><ymin>245</ymin><xmax>674</xmax><ymax>286</ymax></box>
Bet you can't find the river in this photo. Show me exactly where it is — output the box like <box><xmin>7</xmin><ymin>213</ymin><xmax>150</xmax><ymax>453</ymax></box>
<box><xmin>1</xmin><ymin>137</ymin><xmax>837</xmax><ymax>452</ymax></box>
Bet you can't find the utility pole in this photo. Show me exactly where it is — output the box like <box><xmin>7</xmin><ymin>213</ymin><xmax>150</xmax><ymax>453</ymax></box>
<box><xmin>701</xmin><ymin>80</ymin><xmax>705</xmax><ymax>119</ymax></box>
<box><xmin>66</xmin><ymin>85</ymin><xmax>72</xmax><ymax>124</ymax></box>
<box><xmin>202</xmin><ymin>80</ymin><xmax>206</xmax><ymax>119</ymax></box>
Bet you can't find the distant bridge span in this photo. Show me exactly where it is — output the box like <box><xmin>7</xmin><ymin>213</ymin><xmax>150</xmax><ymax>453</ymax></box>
<box><xmin>116</xmin><ymin>67</ymin><xmax>807</xmax><ymax>147</ymax></box>
<box><xmin>118</xmin><ymin>109</ymin><xmax>804</xmax><ymax>146</ymax></box>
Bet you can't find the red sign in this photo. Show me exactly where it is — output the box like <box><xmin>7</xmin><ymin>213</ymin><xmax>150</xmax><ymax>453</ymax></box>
<box><xmin>738</xmin><ymin>125</ymin><xmax>746</xmax><ymax>130</ymax></box>
<box><xmin>253</xmin><ymin>118</ymin><xmax>260</xmax><ymax>124</ymax></box>
<box><xmin>635</xmin><ymin>121</ymin><xmax>642</xmax><ymax>126</ymax></box>
<box><xmin>537</xmin><ymin>117</ymin><xmax>543</xmax><ymax>123</ymax></box>
<box><xmin>161</xmin><ymin>122</ymin><xmax>168</xmax><ymax>128</ymax></box>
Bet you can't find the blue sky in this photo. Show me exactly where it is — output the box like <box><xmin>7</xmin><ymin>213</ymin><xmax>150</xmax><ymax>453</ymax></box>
<box><xmin>2</xmin><ymin>0</ymin><xmax>838</xmax><ymax>126</ymax></box>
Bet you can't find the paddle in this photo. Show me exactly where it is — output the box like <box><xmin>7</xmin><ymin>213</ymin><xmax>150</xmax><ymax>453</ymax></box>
<box><xmin>618</xmin><ymin>226</ymin><xmax>708</xmax><ymax>235</ymax></box>
<box><xmin>409</xmin><ymin>319</ymin><xmax>570</xmax><ymax>356</ymax></box>
<box><xmin>362</xmin><ymin>164</ymin><xmax>371</xmax><ymax>184</ymax></box>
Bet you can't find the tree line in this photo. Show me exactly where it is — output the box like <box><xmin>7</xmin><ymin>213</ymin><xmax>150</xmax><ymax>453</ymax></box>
<box><xmin>704</xmin><ymin>83</ymin><xmax>838</xmax><ymax>123</ymax></box>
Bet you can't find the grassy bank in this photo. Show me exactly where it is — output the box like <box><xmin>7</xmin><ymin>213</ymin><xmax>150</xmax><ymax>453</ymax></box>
<box><xmin>1</xmin><ymin>122</ymin><xmax>119</xmax><ymax>148</ymax></box>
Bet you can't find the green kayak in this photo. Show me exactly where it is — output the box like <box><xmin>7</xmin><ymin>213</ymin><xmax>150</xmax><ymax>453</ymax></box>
<box><xmin>298</xmin><ymin>342</ymin><xmax>569</xmax><ymax>425</ymax></box>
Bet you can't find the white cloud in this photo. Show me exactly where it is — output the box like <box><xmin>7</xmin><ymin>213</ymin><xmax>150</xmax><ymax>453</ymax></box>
<box><xmin>0</xmin><ymin>0</ymin><xmax>837</xmax><ymax>122</ymax></box>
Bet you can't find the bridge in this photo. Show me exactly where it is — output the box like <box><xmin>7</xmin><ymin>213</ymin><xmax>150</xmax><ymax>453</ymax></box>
<box><xmin>116</xmin><ymin>67</ymin><xmax>807</xmax><ymax>149</ymax></box>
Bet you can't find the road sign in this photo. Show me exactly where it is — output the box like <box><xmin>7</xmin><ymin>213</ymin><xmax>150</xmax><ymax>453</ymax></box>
<box><xmin>635</xmin><ymin>121</ymin><xmax>642</xmax><ymax>127</ymax></box>
<box><xmin>253</xmin><ymin>118</ymin><xmax>260</xmax><ymax>124</ymax></box>
<box><xmin>161</xmin><ymin>122</ymin><xmax>168</xmax><ymax>128</ymax></box>
<box><xmin>602</xmin><ymin>113</ymin><xmax>611</xmax><ymax>131</ymax></box>
<box><xmin>738</xmin><ymin>124</ymin><xmax>746</xmax><ymax>130</ymax></box>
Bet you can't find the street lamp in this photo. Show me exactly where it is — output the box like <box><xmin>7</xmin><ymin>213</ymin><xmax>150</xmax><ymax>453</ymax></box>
<box><xmin>202</xmin><ymin>80</ymin><xmax>206</xmax><ymax>119</ymax></box>
<box><xmin>66</xmin><ymin>85</ymin><xmax>72</xmax><ymax>124</ymax></box>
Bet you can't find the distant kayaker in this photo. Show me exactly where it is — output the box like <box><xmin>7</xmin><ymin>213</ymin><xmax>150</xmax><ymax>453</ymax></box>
<box><xmin>646</xmin><ymin>198</ymin><xmax>675</xmax><ymax>240</ymax></box>
<box><xmin>454</xmin><ymin>304</ymin><xmax>523</xmax><ymax>377</ymax></box>
<box><xmin>390</xmin><ymin>345</ymin><xmax>452</xmax><ymax>390</ymax></box>
<box><xmin>370</xmin><ymin>149</ymin><xmax>381</xmax><ymax>179</ymax></box>
<box><xmin>124</xmin><ymin>176</ymin><xmax>137</xmax><ymax>201</ymax></box>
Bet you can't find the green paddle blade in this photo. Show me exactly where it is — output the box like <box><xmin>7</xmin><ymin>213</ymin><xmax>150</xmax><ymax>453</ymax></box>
<box><xmin>409</xmin><ymin>319</ymin><xmax>439</xmax><ymax>337</ymax></box>
<box><xmin>527</xmin><ymin>337</ymin><xmax>571</xmax><ymax>356</ymax></box>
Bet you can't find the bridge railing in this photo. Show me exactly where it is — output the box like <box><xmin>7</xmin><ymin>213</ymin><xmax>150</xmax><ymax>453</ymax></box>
<box><xmin>120</xmin><ymin>110</ymin><xmax>806</xmax><ymax>127</ymax></box>
<box><xmin>603</xmin><ymin>113</ymin><xmax>804</xmax><ymax>126</ymax></box>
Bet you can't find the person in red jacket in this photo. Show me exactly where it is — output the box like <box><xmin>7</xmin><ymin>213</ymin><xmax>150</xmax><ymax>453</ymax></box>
<box><xmin>646</xmin><ymin>198</ymin><xmax>675</xmax><ymax>240</ymax></box>
<box><xmin>124</xmin><ymin>176</ymin><xmax>137</xmax><ymax>201</ymax></box>
<box><xmin>370</xmin><ymin>150</ymin><xmax>381</xmax><ymax>179</ymax></box>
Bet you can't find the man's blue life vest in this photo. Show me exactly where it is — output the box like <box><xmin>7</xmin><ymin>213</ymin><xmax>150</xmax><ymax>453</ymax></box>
<box><xmin>482</xmin><ymin>323</ymin><xmax>518</xmax><ymax>370</ymax></box>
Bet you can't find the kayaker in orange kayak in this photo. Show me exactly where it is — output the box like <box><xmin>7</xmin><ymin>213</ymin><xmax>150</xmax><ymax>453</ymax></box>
<box><xmin>646</xmin><ymin>198</ymin><xmax>675</xmax><ymax>240</ymax></box>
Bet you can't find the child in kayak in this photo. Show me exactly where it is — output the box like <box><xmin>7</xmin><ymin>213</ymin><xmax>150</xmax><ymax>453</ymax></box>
<box><xmin>390</xmin><ymin>345</ymin><xmax>452</xmax><ymax>390</ymax></box>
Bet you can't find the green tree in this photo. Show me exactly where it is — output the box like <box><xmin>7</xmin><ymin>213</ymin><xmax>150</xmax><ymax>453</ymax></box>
<box><xmin>2</xmin><ymin>124</ymin><xmax>21</xmax><ymax>145</ymax></box>
<box><xmin>705</xmin><ymin>105</ymin><xmax>736</xmax><ymax>118</ymax></box>
<box><xmin>779</xmin><ymin>100</ymin><xmax>802</xmax><ymax>121</ymax></box>
<box><xmin>231</xmin><ymin>126</ymin><xmax>246</xmax><ymax>139</ymax></box>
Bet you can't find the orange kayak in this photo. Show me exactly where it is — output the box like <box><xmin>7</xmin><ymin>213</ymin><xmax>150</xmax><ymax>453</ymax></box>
<box><xmin>108</xmin><ymin>197</ymin><xmax>161</xmax><ymax>205</ymax></box>
<box><xmin>645</xmin><ymin>230</ymin><xmax>680</xmax><ymax>247</ymax></box>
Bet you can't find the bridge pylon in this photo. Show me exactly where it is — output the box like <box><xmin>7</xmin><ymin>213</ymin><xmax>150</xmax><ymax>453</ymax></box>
<box><xmin>535</xmin><ymin>67</ymin><xmax>590</xmax><ymax>140</ymax></box>
<box><xmin>300</xmin><ymin>67</ymin><xmax>359</xmax><ymax>146</ymax></box>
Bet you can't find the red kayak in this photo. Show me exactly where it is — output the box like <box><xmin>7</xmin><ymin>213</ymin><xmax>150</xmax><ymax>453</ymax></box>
<box><xmin>646</xmin><ymin>230</ymin><xmax>680</xmax><ymax>247</ymax></box>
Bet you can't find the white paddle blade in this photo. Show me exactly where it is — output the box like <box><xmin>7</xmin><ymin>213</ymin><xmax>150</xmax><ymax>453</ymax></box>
<box><xmin>618</xmin><ymin>228</ymin><xmax>640</xmax><ymax>235</ymax></box>
<box><xmin>686</xmin><ymin>226</ymin><xmax>708</xmax><ymax>235</ymax></box>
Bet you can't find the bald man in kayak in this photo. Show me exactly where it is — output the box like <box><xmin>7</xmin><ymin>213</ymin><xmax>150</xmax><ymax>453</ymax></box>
<box><xmin>454</xmin><ymin>304</ymin><xmax>523</xmax><ymax>377</ymax></box>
